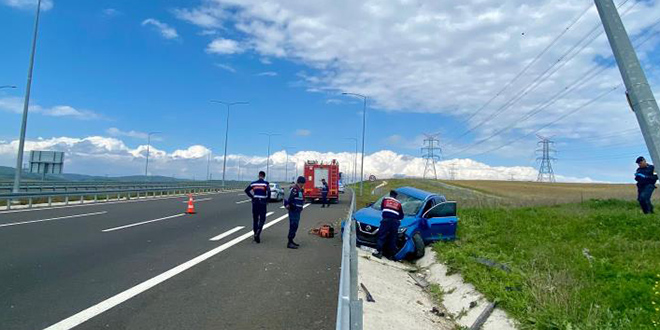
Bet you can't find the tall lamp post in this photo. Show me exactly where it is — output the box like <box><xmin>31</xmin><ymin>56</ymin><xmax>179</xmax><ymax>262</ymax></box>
<box><xmin>211</xmin><ymin>100</ymin><xmax>249</xmax><ymax>188</ymax></box>
<box><xmin>13</xmin><ymin>0</ymin><xmax>42</xmax><ymax>193</ymax></box>
<box><xmin>345</xmin><ymin>138</ymin><xmax>358</xmax><ymax>184</ymax></box>
<box><xmin>260</xmin><ymin>133</ymin><xmax>281</xmax><ymax>179</ymax></box>
<box><xmin>283</xmin><ymin>146</ymin><xmax>296</xmax><ymax>182</ymax></box>
<box><xmin>342</xmin><ymin>92</ymin><xmax>367</xmax><ymax>196</ymax></box>
<box><xmin>145</xmin><ymin>132</ymin><xmax>161</xmax><ymax>178</ymax></box>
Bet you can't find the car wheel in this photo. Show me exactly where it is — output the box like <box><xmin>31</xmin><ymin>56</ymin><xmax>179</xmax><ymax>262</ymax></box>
<box><xmin>412</xmin><ymin>233</ymin><xmax>425</xmax><ymax>259</ymax></box>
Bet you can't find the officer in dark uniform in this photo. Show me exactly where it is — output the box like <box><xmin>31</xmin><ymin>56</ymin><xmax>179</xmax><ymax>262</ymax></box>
<box><xmin>373</xmin><ymin>190</ymin><xmax>404</xmax><ymax>259</ymax></box>
<box><xmin>635</xmin><ymin>156</ymin><xmax>658</xmax><ymax>214</ymax></box>
<box><xmin>321</xmin><ymin>178</ymin><xmax>329</xmax><ymax>208</ymax></box>
<box><xmin>284</xmin><ymin>176</ymin><xmax>306</xmax><ymax>249</ymax></box>
<box><xmin>245</xmin><ymin>171</ymin><xmax>271</xmax><ymax>243</ymax></box>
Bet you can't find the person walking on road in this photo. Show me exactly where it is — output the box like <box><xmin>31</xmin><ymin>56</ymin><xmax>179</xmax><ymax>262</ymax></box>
<box><xmin>284</xmin><ymin>176</ymin><xmax>306</xmax><ymax>249</ymax></box>
<box><xmin>373</xmin><ymin>190</ymin><xmax>404</xmax><ymax>259</ymax></box>
<box><xmin>635</xmin><ymin>156</ymin><xmax>658</xmax><ymax>214</ymax></box>
<box><xmin>245</xmin><ymin>171</ymin><xmax>271</xmax><ymax>243</ymax></box>
<box><xmin>321</xmin><ymin>178</ymin><xmax>329</xmax><ymax>208</ymax></box>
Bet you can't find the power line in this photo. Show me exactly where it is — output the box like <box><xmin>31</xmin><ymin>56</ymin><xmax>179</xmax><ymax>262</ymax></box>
<box><xmin>445</xmin><ymin>0</ymin><xmax>640</xmax><ymax>147</ymax></box>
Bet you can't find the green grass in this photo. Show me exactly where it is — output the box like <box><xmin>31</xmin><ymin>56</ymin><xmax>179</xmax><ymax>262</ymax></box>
<box><xmin>434</xmin><ymin>199</ymin><xmax>660</xmax><ymax>329</ymax></box>
<box><xmin>350</xmin><ymin>179</ymin><xmax>660</xmax><ymax>329</ymax></box>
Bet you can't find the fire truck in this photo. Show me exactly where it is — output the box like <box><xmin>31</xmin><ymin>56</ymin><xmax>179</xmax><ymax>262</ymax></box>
<box><xmin>303</xmin><ymin>159</ymin><xmax>340</xmax><ymax>204</ymax></box>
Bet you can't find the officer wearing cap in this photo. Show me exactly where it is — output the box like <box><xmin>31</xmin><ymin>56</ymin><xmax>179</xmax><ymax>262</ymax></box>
<box><xmin>284</xmin><ymin>176</ymin><xmax>306</xmax><ymax>249</ymax></box>
<box><xmin>245</xmin><ymin>171</ymin><xmax>271</xmax><ymax>243</ymax></box>
<box><xmin>373</xmin><ymin>190</ymin><xmax>404</xmax><ymax>259</ymax></box>
<box><xmin>635</xmin><ymin>156</ymin><xmax>658</xmax><ymax>214</ymax></box>
<box><xmin>321</xmin><ymin>178</ymin><xmax>329</xmax><ymax>208</ymax></box>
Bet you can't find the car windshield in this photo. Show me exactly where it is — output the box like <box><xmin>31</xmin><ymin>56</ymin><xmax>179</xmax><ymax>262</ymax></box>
<box><xmin>371</xmin><ymin>192</ymin><xmax>424</xmax><ymax>216</ymax></box>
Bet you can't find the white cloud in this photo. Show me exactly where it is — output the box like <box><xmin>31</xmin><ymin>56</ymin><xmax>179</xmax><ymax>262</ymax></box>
<box><xmin>142</xmin><ymin>18</ymin><xmax>179</xmax><ymax>40</ymax></box>
<box><xmin>173</xmin><ymin>6</ymin><xmax>224</xmax><ymax>29</ymax></box>
<box><xmin>176</xmin><ymin>0</ymin><xmax>660</xmax><ymax>159</ymax></box>
<box><xmin>106</xmin><ymin>127</ymin><xmax>150</xmax><ymax>139</ymax></box>
<box><xmin>3</xmin><ymin>0</ymin><xmax>53</xmax><ymax>11</ymax></box>
<box><xmin>102</xmin><ymin>8</ymin><xmax>121</xmax><ymax>17</ymax></box>
<box><xmin>0</xmin><ymin>135</ymin><xmax>606</xmax><ymax>182</ymax></box>
<box><xmin>256</xmin><ymin>71</ymin><xmax>278</xmax><ymax>77</ymax></box>
<box><xmin>206</xmin><ymin>38</ymin><xmax>243</xmax><ymax>54</ymax></box>
<box><xmin>215</xmin><ymin>63</ymin><xmax>237</xmax><ymax>73</ymax></box>
<box><xmin>0</xmin><ymin>97</ymin><xmax>104</xmax><ymax>120</ymax></box>
<box><xmin>295</xmin><ymin>129</ymin><xmax>311</xmax><ymax>136</ymax></box>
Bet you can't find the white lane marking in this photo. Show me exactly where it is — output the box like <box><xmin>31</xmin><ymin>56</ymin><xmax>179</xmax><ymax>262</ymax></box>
<box><xmin>237</xmin><ymin>193</ymin><xmax>245</xmax><ymax>196</ymax></box>
<box><xmin>0</xmin><ymin>190</ymin><xmax>238</xmax><ymax>215</ymax></box>
<box><xmin>45</xmin><ymin>210</ymin><xmax>299</xmax><ymax>330</ymax></box>
<box><xmin>280</xmin><ymin>205</ymin><xmax>285</xmax><ymax>209</ymax></box>
<box><xmin>0</xmin><ymin>211</ymin><xmax>107</xmax><ymax>228</ymax></box>
<box><xmin>209</xmin><ymin>226</ymin><xmax>245</xmax><ymax>241</ymax></box>
<box><xmin>101</xmin><ymin>214</ymin><xmax>185</xmax><ymax>233</ymax></box>
<box><xmin>266</xmin><ymin>211</ymin><xmax>274</xmax><ymax>217</ymax></box>
<box><xmin>235</xmin><ymin>199</ymin><xmax>251</xmax><ymax>204</ymax></box>
<box><xmin>181</xmin><ymin>197</ymin><xmax>212</xmax><ymax>203</ymax></box>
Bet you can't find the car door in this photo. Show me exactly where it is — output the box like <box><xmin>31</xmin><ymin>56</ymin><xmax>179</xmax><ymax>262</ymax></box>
<box><xmin>421</xmin><ymin>201</ymin><xmax>458</xmax><ymax>241</ymax></box>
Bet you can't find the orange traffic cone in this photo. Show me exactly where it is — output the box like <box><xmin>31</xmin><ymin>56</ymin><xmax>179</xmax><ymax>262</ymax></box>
<box><xmin>186</xmin><ymin>194</ymin><xmax>196</xmax><ymax>214</ymax></box>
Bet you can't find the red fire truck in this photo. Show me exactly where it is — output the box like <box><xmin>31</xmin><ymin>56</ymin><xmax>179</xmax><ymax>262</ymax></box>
<box><xmin>303</xmin><ymin>159</ymin><xmax>340</xmax><ymax>204</ymax></box>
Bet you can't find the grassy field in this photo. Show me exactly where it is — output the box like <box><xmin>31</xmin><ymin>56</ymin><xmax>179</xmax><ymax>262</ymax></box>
<box><xmin>350</xmin><ymin>179</ymin><xmax>660</xmax><ymax>329</ymax></box>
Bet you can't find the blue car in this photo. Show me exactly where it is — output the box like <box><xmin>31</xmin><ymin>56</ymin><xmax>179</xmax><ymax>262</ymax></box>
<box><xmin>351</xmin><ymin>187</ymin><xmax>458</xmax><ymax>260</ymax></box>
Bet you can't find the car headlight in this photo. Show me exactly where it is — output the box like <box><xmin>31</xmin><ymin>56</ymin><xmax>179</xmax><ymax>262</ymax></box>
<box><xmin>398</xmin><ymin>227</ymin><xmax>408</xmax><ymax>234</ymax></box>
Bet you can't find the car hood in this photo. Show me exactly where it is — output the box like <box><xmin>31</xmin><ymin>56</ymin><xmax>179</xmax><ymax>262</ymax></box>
<box><xmin>353</xmin><ymin>206</ymin><xmax>417</xmax><ymax>227</ymax></box>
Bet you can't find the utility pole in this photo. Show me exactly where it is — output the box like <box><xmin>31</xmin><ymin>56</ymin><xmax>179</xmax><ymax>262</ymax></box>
<box><xmin>13</xmin><ymin>0</ymin><xmax>42</xmax><ymax>193</ymax></box>
<box><xmin>211</xmin><ymin>101</ymin><xmax>249</xmax><ymax>188</ymax></box>
<box><xmin>536</xmin><ymin>135</ymin><xmax>557</xmax><ymax>183</ymax></box>
<box><xmin>595</xmin><ymin>0</ymin><xmax>660</xmax><ymax>167</ymax></box>
<box><xmin>144</xmin><ymin>132</ymin><xmax>160</xmax><ymax>180</ymax></box>
<box><xmin>342</xmin><ymin>92</ymin><xmax>367</xmax><ymax>196</ymax></box>
<box><xmin>206</xmin><ymin>151</ymin><xmax>212</xmax><ymax>181</ymax></box>
<box><xmin>283</xmin><ymin>146</ymin><xmax>296</xmax><ymax>183</ymax></box>
<box><xmin>237</xmin><ymin>157</ymin><xmax>241</xmax><ymax>181</ymax></box>
<box><xmin>421</xmin><ymin>133</ymin><xmax>442</xmax><ymax>180</ymax></box>
<box><xmin>260</xmin><ymin>133</ymin><xmax>281</xmax><ymax>179</ymax></box>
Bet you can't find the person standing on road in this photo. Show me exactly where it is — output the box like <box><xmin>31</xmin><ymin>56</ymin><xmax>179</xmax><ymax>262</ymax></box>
<box><xmin>635</xmin><ymin>156</ymin><xmax>658</xmax><ymax>214</ymax></box>
<box><xmin>321</xmin><ymin>178</ymin><xmax>329</xmax><ymax>208</ymax></box>
<box><xmin>245</xmin><ymin>171</ymin><xmax>271</xmax><ymax>243</ymax></box>
<box><xmin>284</xmin><ymin>176</ymin><xmax>306</xmax><ymax>249</ymax></box>
<box><xmin>373</xmin><ymin>190</ymin><xmax>404</xmax><ymax>259</ymax></box>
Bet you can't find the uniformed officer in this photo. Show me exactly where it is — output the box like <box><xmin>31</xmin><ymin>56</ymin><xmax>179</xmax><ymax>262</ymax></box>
<box><xmin>321</xmin><ymin>178</ymin><xmax>329</xmax><ymax>208</ymax></box>
<box><xmin>284</xmin><ymin>176</ymin><xmax>306</xmax><ymax>249</ymax></box>
<box><xmin>373</xmin><ymin>190</ymin><xmax>404</xmax><ymax>259</ymax></box>
<box><xmin>635</xmin><ymin>156</ymin><xmax>658</xmax><ymax>214</ymax></box>
<box><xmin>245</xmin><ymin>171</ymin><xmax>271</xmax><ymax>243</ymax></box>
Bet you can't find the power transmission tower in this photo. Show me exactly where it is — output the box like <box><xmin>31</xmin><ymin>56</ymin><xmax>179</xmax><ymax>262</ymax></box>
<box><xmin>449</xmin><ymin>163</ymin><xmax>458</xmax><ymax>181</ymax></box>
<box><xmin>536</xmin><ymin>135</ymin><xmax>557</xmax><ymax>183</ymax></box>
<box><xmin>421</xmin><ymin>134</ymin><xmax>442</xmax><ymax>180</ymax></box>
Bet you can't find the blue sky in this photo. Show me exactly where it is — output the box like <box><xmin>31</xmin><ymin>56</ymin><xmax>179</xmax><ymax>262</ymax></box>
<box><xmin>1</xmin><ymin>0</ymin><xmax>659</xmax><ymax>182</ymax></box>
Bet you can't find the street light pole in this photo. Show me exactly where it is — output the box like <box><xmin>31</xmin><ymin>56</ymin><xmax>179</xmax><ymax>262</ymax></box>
<box><xmin>345</xmin><ymin>138</ymin><xmax>358</xmax><ymax>184</ymax></box>
<box><xmin>211</xmin><ymin>100</ymin><xmax>249</xmax><ymax>188</ymax></box>
<box><xmin>283</xmin><ymin>146</ymin><xmax>296</xmax><ymax>182</ymax></box>
<box><xmin>342</xmin><ymin>92</ymin><xmax>367</xmax><ymax>196</ymax></box>
<box><xmin>260</xmin><ymin>133</ymin><xmax>281</xmax><ymax>179</ymax></box>
<box><xmin>206</xmin><ymin>151</ymin><xmax>212</xmax><ymax>181</ymax></box>
<box><xmin>13</xmin><ymin>0</ymin><xmax>42</xmax><ymax>193</ymax></box>
<box><xmin>145</xmin><ymin>132</ymin><xmax>160</xmax><ymax>179</ymax></box>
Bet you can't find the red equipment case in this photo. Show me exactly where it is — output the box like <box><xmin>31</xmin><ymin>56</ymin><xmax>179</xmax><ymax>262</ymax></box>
<box><xmin>303</xmin><ymin>159</ymin><xmax>340</xmax><ymax>203</ymax></box>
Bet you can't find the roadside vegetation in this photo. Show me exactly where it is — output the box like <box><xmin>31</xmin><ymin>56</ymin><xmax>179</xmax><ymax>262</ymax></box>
<box><xmin>351</xmin><ymin>179</ymin><xmax>660</xmax><ymax>329</ymax></box>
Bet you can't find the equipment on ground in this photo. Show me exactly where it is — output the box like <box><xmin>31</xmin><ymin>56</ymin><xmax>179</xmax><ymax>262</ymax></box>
<box><xmin>303</xmin><ymin>160</ymin><xmax>340</xmax><ymax>203</ymax></box>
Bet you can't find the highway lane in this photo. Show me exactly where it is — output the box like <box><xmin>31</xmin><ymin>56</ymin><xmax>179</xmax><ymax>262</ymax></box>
<box><xmin>1</xmin><ymin>188</ymin><xmax>350</xmax><ymax>330</ymax></box>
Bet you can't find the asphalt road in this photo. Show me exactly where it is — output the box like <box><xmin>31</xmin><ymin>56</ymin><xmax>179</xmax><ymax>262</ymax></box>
<box><xmin>0</xmin><ymin>189</ymin><xmax>351</xmax><ymax>330</ymax></box>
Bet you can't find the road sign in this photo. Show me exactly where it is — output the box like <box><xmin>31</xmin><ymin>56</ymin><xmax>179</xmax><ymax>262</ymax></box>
<box><xmin>29</xmin><ymin>151</ymin><xmax>64</xmax><ymax>175</ymax></box>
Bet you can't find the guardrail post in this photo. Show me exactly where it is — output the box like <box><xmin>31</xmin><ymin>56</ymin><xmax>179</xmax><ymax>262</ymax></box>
<box><xmin>94</xmin><ymin>194</ymin><xmax>98</xmax><ymax>203</ymax></box>
<box><xmin>80</xmin><ymin>195</ymin><xmax>84</xmax><ymax>204</ymax></box>
<box><xmin>28</xmin><ymin>197</ymin><xmax>32</xmax><ymax>208</ymax></box>
<box><xmin>65</xmin><ymin>196</ymin><xmax>69</xmax><ymax>205</ymax></box>
<box><xmin>48</xmin><ymin>196</ymin><xmax>52</xmax><ymax>207</ymax></box>
<box><xmin>117</xmin><ymin>193</ymin><xmax>120</xmax><ymax>201</ymax></box>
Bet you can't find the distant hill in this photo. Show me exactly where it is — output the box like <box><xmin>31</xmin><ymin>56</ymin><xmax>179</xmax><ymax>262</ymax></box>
<box><xmin>0</xmin><ymin>165</ymin><xmax>183</xmax><ymax>182</ymax></box>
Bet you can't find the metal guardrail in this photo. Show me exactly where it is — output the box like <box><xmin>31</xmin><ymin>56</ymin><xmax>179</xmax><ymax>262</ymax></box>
<box><xmin>0</xmin><ymin>181</ymin><xmax>245</xmax><ymax>194</ymax></box>
<box><xmin>336</xmin><ymin>188</ymin><xmax>363</xmax><ymax>330</ymax></box>
<box><xmin>0</xmin><ymin>183</ymin><xmax>245</xmax><ymax>211</ymax></box>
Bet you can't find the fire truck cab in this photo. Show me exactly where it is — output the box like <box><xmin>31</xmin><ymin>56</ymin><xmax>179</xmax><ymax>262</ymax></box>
<box><xmin>303</xmin><ymin>159</ymin><xmax>340</xmax><ymax>204</ymax></box>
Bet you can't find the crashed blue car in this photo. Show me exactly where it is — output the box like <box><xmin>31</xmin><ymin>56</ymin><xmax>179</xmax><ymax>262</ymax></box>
<box><xmin>351</xmin><ymin>187</ymin><xmax>458</xmax><ymax>260</ymax></box>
